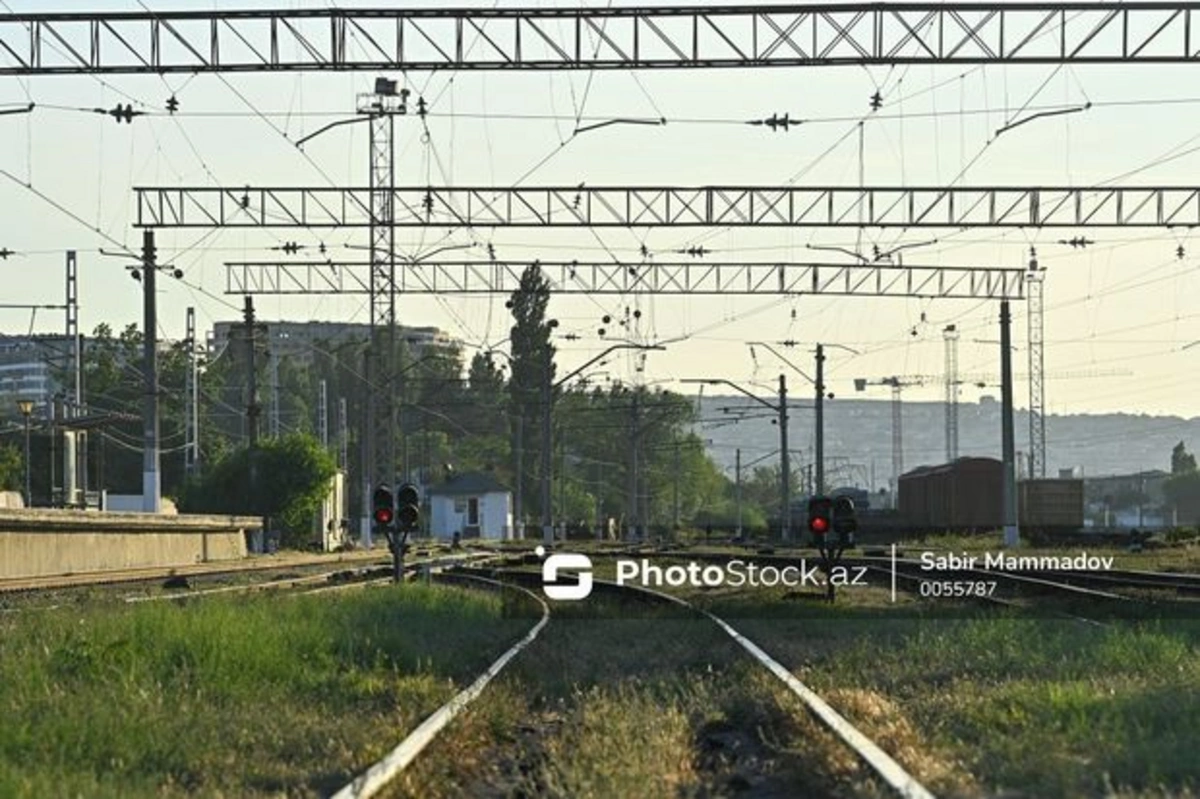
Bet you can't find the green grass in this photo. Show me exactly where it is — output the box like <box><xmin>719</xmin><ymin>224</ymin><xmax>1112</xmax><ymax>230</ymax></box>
<box><xmin>726</xmin><ymin>606</ymin><xmax>1200</xmax><ymax>797</ymax></box>
<box><xmin>0</xmin><ymin>584</ymin><xmax>539</xmax><ymax>798</ymax></box>
<box><xmin>392</xmin><ymin>598</ymin><xmax>895</xmax><ymax>799</ymax></box>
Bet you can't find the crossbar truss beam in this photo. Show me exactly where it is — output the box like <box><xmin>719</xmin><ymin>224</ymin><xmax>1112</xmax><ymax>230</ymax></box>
<box><xmin>222</xmin><ymin>260</ymin><xmax>1026</xmax><ymax>300</ymax></box>
<box><xmin>9</xmin><ymin>5</ymin><xmax>1200</xmax><ymax>74</ymax></box>
<box><xmin>137</xmin><ymin>185</ymin><xmax>1200</xmax><ymax>229</ymax></box>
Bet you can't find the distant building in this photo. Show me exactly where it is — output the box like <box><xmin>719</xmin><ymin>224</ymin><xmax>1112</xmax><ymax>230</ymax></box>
<box><xmin>427</xmin><ymin>472</ymin><xmax>513</xmax><ymax>540</ymax></box>
<box><xmin>208</xmin><ymin>319</ymin><xmax>458</xmax><ymax>365</ymax></box>
<box><xmin>0</xmin><ymin>335</ymin><xmax>75</xmax><ymax>418</ymax></box>
<box><xmin>1083</xmin><ymin>469</ymin><xmax>1170</xmax><ymax>529</ymax></box>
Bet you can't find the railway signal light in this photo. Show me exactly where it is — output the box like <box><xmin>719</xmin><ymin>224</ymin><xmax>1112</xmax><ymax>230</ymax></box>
<box><xmin>832</xmin><ymin>495</ymin><xmax>857</xmax><ymax>546</ymax></box>
<box><xmin>396</xmin><ymin>482</ymin><xmax>420</xmax><ymax>533</ymax></box>
<box><xmin>372</xmin><ymin>484</ymin><xmax>394</xmax><ymax>529</ymax></box>
<box><xmin>807</xmin><ymin>496</ymin><xmax>833</xmax><ymax>541</ymax></box>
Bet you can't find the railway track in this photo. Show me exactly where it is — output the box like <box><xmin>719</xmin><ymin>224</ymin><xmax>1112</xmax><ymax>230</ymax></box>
<box><xmin>331</xmin><ymin>561</ymin><xmax>936</xmax><ymax>799</ymax></box>
<box><xmin>122</xmin><ymin>551</ymin><xmax>499</xmax><ymax>604</ymax></box>
<box><xmin>0</xmin><ymin>547</ymin><xmax>407</xmax><ymax>594</ymax></box>
<box><xmin>0</xmin><ymin>547</ymin><xmax>500</xmax><ymax>615</ymax></box>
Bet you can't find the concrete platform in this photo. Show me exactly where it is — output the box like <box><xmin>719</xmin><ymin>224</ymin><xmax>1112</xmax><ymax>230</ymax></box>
<box><xmin>0</xmin><ymin>509</ymin><xmax>259</xmax><ymax>581</ymax></box>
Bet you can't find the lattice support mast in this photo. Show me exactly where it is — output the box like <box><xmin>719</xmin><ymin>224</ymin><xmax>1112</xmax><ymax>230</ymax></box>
<box><xmin>185</xmin><ymin>306</ymin><xmax>199</xmax><ymax>477</ymax></box>
<box><xmin>360</xmin><ymin>87</ymin><xmax>405</xmax><ymax>496</ymax></box>
<box><xmin>1027</xmin><ymin>256</ymin><xmax>1047</xmax><ymax>478</ymax></box>
<box><xmin>944</xmin><ymin>324</ymin><xmax>960</xmax><ymax>462</ymax></box>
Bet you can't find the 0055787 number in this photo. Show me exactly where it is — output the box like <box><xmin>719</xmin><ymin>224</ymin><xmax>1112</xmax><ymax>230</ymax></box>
<box><xmin>918</xmin><ymin>580</ymin><xmax>997</xmax><ymax>598</ymax></box>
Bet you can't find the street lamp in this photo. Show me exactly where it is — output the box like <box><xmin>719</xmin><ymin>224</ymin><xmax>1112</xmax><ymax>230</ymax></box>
<box><xmin>17</xmin><ymin>399</ymin><xmax>33</xmax><ymax>508</ymax></box>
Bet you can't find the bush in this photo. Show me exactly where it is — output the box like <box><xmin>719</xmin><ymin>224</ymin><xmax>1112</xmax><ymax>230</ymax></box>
<box><xmin>179</xmin><ymin>433</ymin><xmax>336</xmax><ymax>547</ymax></box>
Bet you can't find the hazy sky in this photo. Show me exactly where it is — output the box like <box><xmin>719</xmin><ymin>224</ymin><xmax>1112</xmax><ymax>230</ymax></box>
<box><xmin>3</xmin><ymin>1</ymin><xmax>1200</xmax><ymax>420</ymax></box>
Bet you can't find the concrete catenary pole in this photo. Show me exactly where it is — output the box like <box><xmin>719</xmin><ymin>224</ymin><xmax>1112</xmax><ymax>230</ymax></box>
<box><xmin>1000</xmin><ymin>300</ymin><xmax>1019</xmax><ymax>547</ymax></box>
<box><xmin>815</xmin><ymin>344</ymin><xmax>826</xmax><ymax>496</ymax></box>
<box><xmin>735</xmin><ymin>447</ymin><xmax>743</xmax><ymax>537</ymax></box>
<box><xmin>141</xmin><ymin>231</ymin><xmax>161</xmax><ymax>513</ymax></box>
<box><xmin>778</xmin><ymin>374</ymin><xmax>790</xmax><ymax>541</ymax></box>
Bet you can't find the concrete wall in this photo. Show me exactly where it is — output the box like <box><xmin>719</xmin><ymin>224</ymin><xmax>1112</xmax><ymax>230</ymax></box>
<box><xmin>0</xmin><ymin>509</ymin><xmax>258</xmax><ymax>581</ymax></box>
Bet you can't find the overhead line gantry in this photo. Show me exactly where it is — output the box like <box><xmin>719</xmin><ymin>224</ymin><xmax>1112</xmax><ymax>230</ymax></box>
<box><xmin>8</xmin><ymin>4</ymin><xmax>1200</xmax><ymax>74</ymax></box>
<box><xmin>133</xmin><ymin>184</ymin><xmax>1200</xmax><ymax>229</ymax></box>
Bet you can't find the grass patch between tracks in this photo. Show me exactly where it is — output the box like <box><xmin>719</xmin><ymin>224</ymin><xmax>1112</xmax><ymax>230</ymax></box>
<box><xmin>0</xmin><ymin>582</ymin><xmax>538</xmax><ymax>798</ymax></box>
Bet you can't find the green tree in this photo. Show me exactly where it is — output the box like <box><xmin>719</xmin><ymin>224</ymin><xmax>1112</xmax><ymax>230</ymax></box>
<box><xmin>1164</xmin><ymin>471</ymin><xmax>1200</xmax><ymax>527</ymax></box>
<box><xmin>1171</xmin><ymin>441</ymin><xmax>1197</xmax><ymax>474</ymax></box>
<box><xmin>179</xmin><ymin>433</ymin><xmax>336</xmax><ymax>547</ymax></box>
<box><xmin>507</xmin><ymin>264</ymin><xmax>556</xmax><ymax>522</ymax></box>
<box><xmin>0</xmin><ymin>442</ymin><xmax>23</xmax><ymax>492</ymax></box>
<box><xmin>465</xmin><ymin>351</ymin><xmax>507</xmax><ymax>438</ymax></box>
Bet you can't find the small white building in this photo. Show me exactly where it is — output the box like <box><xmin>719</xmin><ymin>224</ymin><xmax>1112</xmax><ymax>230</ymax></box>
<box><xmin>428</xmin><ymin>473</ymin><xmax>513</xmax><ymax>541</ymax></box>
<box><xmin>316</xmin><ymin>470</ymin><xmax>348</xmax><ymax>551</ymax></box>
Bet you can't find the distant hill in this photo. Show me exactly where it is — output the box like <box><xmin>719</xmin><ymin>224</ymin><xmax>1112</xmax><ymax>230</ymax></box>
<box><xmin>693</xmin><ymin>395</ymin><xmax>1200</xmax><ymax>489</ymax></box>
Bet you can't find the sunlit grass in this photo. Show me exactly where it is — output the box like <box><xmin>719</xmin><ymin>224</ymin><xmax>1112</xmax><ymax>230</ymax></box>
<box><xmin>731</xmin><ymin>608</ymin><xmax>1200</xmax><ymax>797</ymax></box>
<box><xmin>0</xmin><ymin>584</ymin><xmax>538</xmax><ymax>798</ymax></box>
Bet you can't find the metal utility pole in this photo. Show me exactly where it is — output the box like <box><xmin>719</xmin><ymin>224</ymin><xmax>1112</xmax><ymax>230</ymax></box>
<box><xmin>337</xmin><ymin>396</ymin><xmax>348</xmax><ymax>471</ymax></box>
<box><xmin>269</xmin><ymin>350</ymin><xmax>281</xmax><ymax>438</ymax></box>
<box><xmin>514</xmin><ymin>414</ymin><xmax>524</xmax><ymax>539</ymax></box>
<box><xmin>944</xmin><ymin>324</ymin><xmax>960</xmax><ymax>461</ymax></box>
<box><xmin>815</xmin><ymin>345</ymin><xmax>825</xmax><ymax>496</ymax></box>
<box><xmin>779</xmin><ymin>374</ymin><xmax>791</xmax><ymax>541</ymax></box>
<box><xmin>242</xmin><ymin>296</ymin><xmax>260</xmax><ymax>447</ymax></box>
<box><xmin>628</xmin><ymin>391</ymin><xmax>639</xmax><ymax>541</ymax></box>
<box><xmin>1027</xmin><ymin>252</ymin><xmax>1046</xmax><ymax>478</ymax></box>
<box><xmin>141</xmin><ymin>231</ymin><xmax>161</xmax><ymax>513</ymax></box>
<box><xmin>594</xmin><ymin>461</ymin><xmax>603</xmax><ymax>541</ymax></box>
<box><xmin>559</xmin><ymin>434</ymin><xmax>567</xmax><ymax>535</ymax></box>
<box><xmin>672</xmin><ymin>437</ymin><xmax>681</xmax><ymax>531</ymax></box>
<box><xmin>1000</xmin><ymin>300</ymin><xmax>1019</xmax><ymax>547</ymax></box>
<box><xmin>735</xmin><ymin>448</ymin><xmax>743</xmax><ymax>537</ymax></box>
<box><xmin>541</xmin><ymin>370</ymin><xmax>553</xmax><ymax>544</ymax></box>
<box><xmin>889</xmin><ymin>380</ymin><xmax>903</xmax><ymax>487</ymax></box>
<box><xmin>184</xmin><ymin>306</ymin><xmax>199</xmax><ymax>478</ymax></box>
<box><xmin>22</xmin><ymin>407</ymin><xmax>32</xmax><ymax>507</ymax></box>
<box><xmin>318</xmin><ymin>379</ymin><xmax>329</xmax><ymax>449</ymax></box>
<box><xmin>66</xmin><ymin>250</ymin><xmax>86</xmax><ymax>503</ymax></box>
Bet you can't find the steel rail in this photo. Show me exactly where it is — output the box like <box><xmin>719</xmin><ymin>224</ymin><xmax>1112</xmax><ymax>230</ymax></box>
<box><xmin>589</xmin><ymin>575</ymin><xmax>936</xmax><ymax>799</ymax></box>
<box><xmin>331</xmin><ymin>574</ymin><xmax>550</xmax><ymax>799</ymax></box>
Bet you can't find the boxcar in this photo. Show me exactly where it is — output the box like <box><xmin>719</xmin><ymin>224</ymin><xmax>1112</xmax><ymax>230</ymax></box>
<box><xmin>1018</xmin><ymin>478</ymin><xmax>1084</xmax><ymax>534</ymax></box>
<box><xmin>898</xmin><ymin>457</ymin><xmax>1004</xmax><ymax>532</ymax></box>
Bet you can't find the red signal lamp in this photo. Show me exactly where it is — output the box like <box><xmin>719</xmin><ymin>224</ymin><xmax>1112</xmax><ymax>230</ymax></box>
<box><xmin>373</xmin><ymin>507</ymin><xmax>394</xmax><ymax>526</ymax></box>
<box><xmin>809</xmin><ymin>516</ymin><xmax>829</xmax><ymax>534</ymax></box>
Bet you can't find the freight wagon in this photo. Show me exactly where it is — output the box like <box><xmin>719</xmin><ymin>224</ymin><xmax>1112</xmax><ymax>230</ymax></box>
<box><xmin>894</xmin><ymin>458</ymin><xmax>1083</xmax><ymax>535</ymax></box>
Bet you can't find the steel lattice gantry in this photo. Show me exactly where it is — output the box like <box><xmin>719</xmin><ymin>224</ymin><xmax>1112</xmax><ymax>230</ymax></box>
<box><xmin>9</xmin><ymin>4</ymin><xmax>1200</xmax><ymax>73</ymax></box>
<box><xmin>222</xmin><ymin>260</ymin><xmax>1026</xmax><ymax>300</ymax></box>
<box><xmin>134</xmin><ymin>185</ymin><xmax>1200</xmax><ymax>229</ymax></box>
